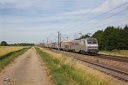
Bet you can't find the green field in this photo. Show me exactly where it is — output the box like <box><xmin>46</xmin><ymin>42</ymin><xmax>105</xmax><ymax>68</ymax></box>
<box><xmin>0</xmin><ymin>46</ymin><xmax>28</xmax><ymax>57</ymax></box>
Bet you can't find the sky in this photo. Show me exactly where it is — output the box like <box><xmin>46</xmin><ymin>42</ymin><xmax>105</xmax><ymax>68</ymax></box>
<box><xmin>0</xmin><ymin>0</ymin><xmax>128</xmax><ymax>44</ymax></box>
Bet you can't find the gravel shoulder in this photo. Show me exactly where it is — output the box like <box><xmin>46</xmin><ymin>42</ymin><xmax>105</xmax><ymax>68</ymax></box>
<box><xmin>0</xmin><ymin>47</ymin><xmax>53</xmax><ymax>85</ymax></box>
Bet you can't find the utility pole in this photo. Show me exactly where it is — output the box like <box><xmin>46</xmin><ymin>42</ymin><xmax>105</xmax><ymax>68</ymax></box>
<box><xmin>74</xmin><ymin>34</ymin><xmax>77</xmax><ymax>39</ymax></box>
<box><xmin>60</xmin><ymin>33</ymin><xmax>61</xmax><ymax>48</ymax></box>
<box><xmin>58</xmin><ymin>31</ymin><xmax>60</xmax><ymax>51</ymax></box>
<box><xmin>79</xmin><ymin>32</ymin><xmax>82</xmax><ymax>36</ymax></box>
<box><xmin>47</xmin><ymin>37</ymin><xmax>48</xmax><ymax>48</ymax></box>
<box><xmin>78</xmin><ymin>32</ymin><xmax>82</xmax><ymax>39</ymax></box>
<box><xmin>87</xmin><ymin>33</ymin><xmax>91</xmax><ymax>37</ymax></box>
<box><xmin>66</xmin><ymin>36</ymin><xmax>68</xmax><ymax>40</ymax></box>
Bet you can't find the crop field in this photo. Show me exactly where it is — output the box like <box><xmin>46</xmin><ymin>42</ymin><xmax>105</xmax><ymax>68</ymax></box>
<box><xmin>0</xmin><ymin>46</ymin><xmax>30</xmax><ymax>72</ymax></box>
<box><xmin>0</xmin><ymin>46</ymin><xmax>28</xmax><ymax>57</ymax></box>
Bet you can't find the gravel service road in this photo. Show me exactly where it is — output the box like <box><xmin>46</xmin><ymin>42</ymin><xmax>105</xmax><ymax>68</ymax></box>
<box><xmin>0</xmin><ymin>47</ymin><xmax>53</xmax><ymax>85</ymax></box>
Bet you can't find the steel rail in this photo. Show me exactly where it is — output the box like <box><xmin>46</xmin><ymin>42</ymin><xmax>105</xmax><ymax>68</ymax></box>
<box><xmin>97</xmin><ymin>54</ymin><xmax>128</xmax><ymax>63</ymax></box>
<box><xmin>65</xmin><ymin>53</ymin><xmax>128</xmax><ymax>81</ymax></box>
<box><xmin>44</xmin><ymin>48</ymin><xmax>128</xmax><ymax>81</ymax></box>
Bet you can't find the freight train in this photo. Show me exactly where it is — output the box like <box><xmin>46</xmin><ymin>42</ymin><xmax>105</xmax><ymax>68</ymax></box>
<box><xmin>45</xmin><ymin>37</ymin><xmax>99</xmax><ymax>55</ymax></box>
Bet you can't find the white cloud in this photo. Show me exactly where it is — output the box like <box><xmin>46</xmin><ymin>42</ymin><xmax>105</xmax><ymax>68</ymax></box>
<box><xmin>1</xmin><ymin>16</ymin><xmax>71</xmax><ymax>23</ymax></box>
<box><xmin>0</xmin><ymin>0</ymin><xmax>128</xmax><ymax>43</ymax></box>
<box><xmin>0</xmin><ymin>0</ymin><xmax>68</xmax><ymax>11</ymax></box>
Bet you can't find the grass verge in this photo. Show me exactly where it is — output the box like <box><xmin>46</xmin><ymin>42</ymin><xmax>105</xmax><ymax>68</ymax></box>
<box><xmin>36</xmin><ymin>47</ymin><xmax>108</xmax><ymax>85</ymax></box>
<box><xmin>0</xmin><ymin>47</ymin><xmax>31</xmax><ymax>71</ymax></box>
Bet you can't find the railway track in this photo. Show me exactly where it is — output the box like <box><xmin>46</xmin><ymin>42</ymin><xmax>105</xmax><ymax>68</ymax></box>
<box><xmin>49</xmin><ymin>51</ymin><xmax>128</xmax><ymax>82</ymax></box>
<box><xmin>43</xmin><ymin>47</ymin><xmax>128</xmax><ymax>63</ymax></box>
<box><xmin>97</xmin><ymin>54</ymin><xmax>128</xmax><ymax>63</ymax></box>
<box><xmin>51</xmin><ymin>49</ymin><xmax>128</xmax><ymax>64</ymax></box>
<box><xmin>61</xmin><ymin>50</ymin><xmax>128</xmax><ymax>63</ymax></box>
<box><xmin>63</xmin><ymin>52</ymin><xmax>128</xmax><ymax>82</ymax></box>
<box><xmin>45</xmin><ymin>48</ymin><xmax>128</xmax><ymax>81</ymax></box>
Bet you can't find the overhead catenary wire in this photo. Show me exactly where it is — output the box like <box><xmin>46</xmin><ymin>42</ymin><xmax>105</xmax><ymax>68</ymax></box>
<box><xmin>63</xmin><ymin>1</ymin><xmax>128</xmax><ymax>34</ymax></box>
<box><xmin>79</xmin><ymin>7</ymin><xmax>128</xmax><ymax>31</ymax></box>
<box><xmin>44</xmin><ymin>1</ymin><xmax>104</xmax><ymax>34</ymax></box>
<box><xmin>63</xmin><ymin>13</ymin><xmax>128</xmax><ymax>37</ymax></box>
<box><xmin>86</xmin><ymin>23</ymin><xmax>128</xmax><ymax>36</ymax></box>
<box><xmin>46</xmin><ymin>0</ymin><xmax>106</xmax><ymax>42</ymax></box>
<box><xmin>79</xmin><ymin>2</ymin><xmax>128</xmax><ymax>27</ymax></box>
<box><xmin>92</xmin><ymin>16</ymin><xmax>128</xmax><ymax>29</ymax></box>
<box><xmin>80</xmin><ymin>16</ymin><xmax>128</xmax><ymax>35</ymax></box>
<box><xmin>46</xmin><ymin>1</ymin><xmax>128</xmax><ymax>42</ymax></box>
<box><xmin>59</xmin><ymin>0</ymin><xmax>106</xmax><ymax>31</ymax></box>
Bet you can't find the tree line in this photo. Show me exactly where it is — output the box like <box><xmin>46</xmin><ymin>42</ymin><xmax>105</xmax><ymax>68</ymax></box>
<box><xmin>92</xmin><ymin>25</ymin><xmax>128</xmax><ymax>51</ymax></box>
<box><xmin>0</xmin><ymin>41</ymin><xmax>35</xmax><ymax>46</ymax></box>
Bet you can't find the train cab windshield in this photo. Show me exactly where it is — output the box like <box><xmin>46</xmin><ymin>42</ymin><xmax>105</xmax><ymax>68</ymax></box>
<box><xmin>87</xmin><ymin>38</ymin><xmax>97</xmax><ymax>44</ymax></box>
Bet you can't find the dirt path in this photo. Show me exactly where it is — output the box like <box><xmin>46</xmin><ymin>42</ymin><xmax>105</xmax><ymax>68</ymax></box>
<box><xmin>0</xmin><ymin>47</ymin><xmax>53</xmax><ymax>85</ymax></box>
